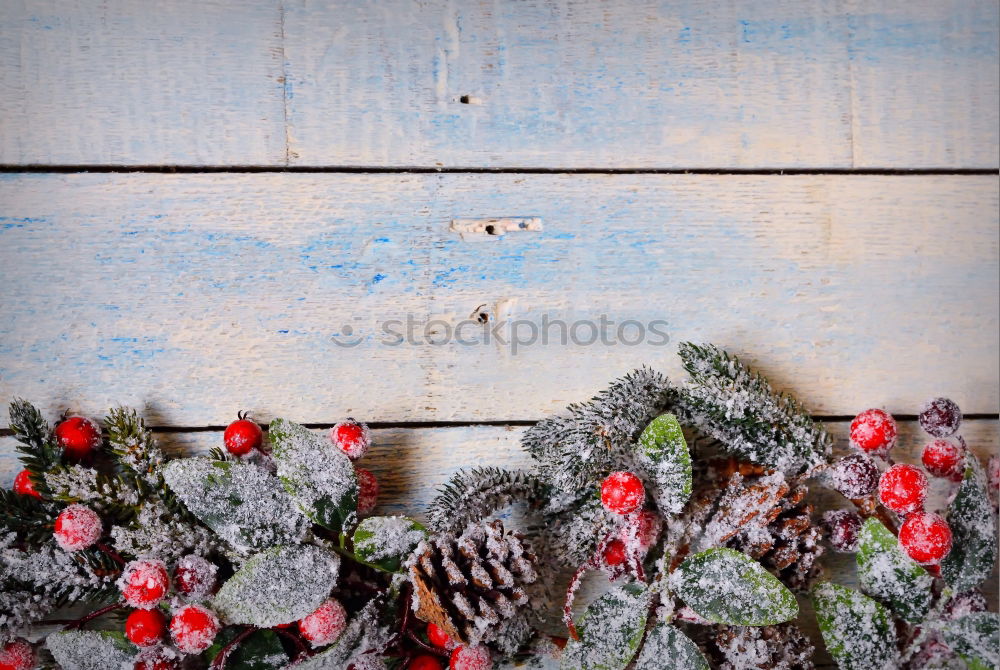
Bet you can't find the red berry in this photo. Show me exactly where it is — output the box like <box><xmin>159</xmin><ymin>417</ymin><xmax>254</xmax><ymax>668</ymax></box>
<box><xmin>850</xmin><ymin>409</ymin><xmax>897</xmax><ymax>456</ymax></box>
<box><xmin>922</xmin><ymin>439</ymin><xmax>966</xmax><ymax>481</ymax></box>
<box><xmin>12</xmin><ymin>469</ymin><xmax>41</xmax><ymax>499</ymax></box>
<box><xmin>944</xmin><ymin>589</ymin><xmax>989</xmax><ymax>620</ymax></box>
<box><xmin>827</xmin><ymin>453</ymin><xmax>880</xmax><ymax>499</ymax></box>
<box><xmin>173</xmin><ymin>555</ymin><xmax>218</xmax><ymax>598</ymax></box>
<box><xmin>170</xmin><ymin>604</ymin><xmax>220</xmax><ymax>654</ymax></box>
<box><xmin>133</xmin><ymin>646</ymin><xmax>180</xmax><ymax>670</ymax></box>
<box><xmin>427</xmin><ymin>622</ymin><xmax>454</xmax><ymax>649</ymax></box>
<box><xmin>822</xmin><ymin>509</ymin><xmax>863</xmax><ymax>552</ymax></box>
<box><xmin>223</xmin><ymin>417</ymin><xmax>262</xmax><ymax>456</ymax></box>
<box><xmin>409</xmin><ymin>655</ymin><xmax>445</xmax><ymax>670</ymax></box>
<box><xmin>899</xmin><ymin>511</ymin><xmax>952</xmax><ymax>565</ymax></box>
<box><xmin>0</xmin><ymin>638</ymin><xmax>34</xmax><ymax>670</ymax></box>
<box><xmin>602</xmin><ymin>538</ymin><xmax>628</xmax><ymax>566</ymax></box>
<box><xmin>298</xmin><ymin>598</ymin><xmax>347</xmax><ymax>647</ymax></box>
<box><xmin>918</xmin><ymin>397</ymin><xmax>962</xmax><ymax>438</ymax></box>
<box><xmin>119</xmin><ymin>560</ymin><xmax>170</xmax><ymax>609</ymax></box>
<box><xmin>331</xmin><ymin>420</ymin><xmax>370</xmax><ymax>460</ymax></box>
<box><xmin>633</xmin><ymin>509</ymin><xmax>662</xmax><ymax>553</ymax></box>
<box><xmin>126</xmin><ymin>608</ymin><xmax>168</xmax><ymax>647</ymax></box>
<box><xmin>53</xmin><ymin>504</ymin><xmax>102</xmax><ymax>551</ymax></box>
<box><xmin>55</xmin><ymin>416</ymin><xmax>102</xmax><ymax>460</ymax></box>
<box><xmin>600</xmin><ymin>472</ymin><xmax>645</xmax><ymax>515</ymax></box>
<box><xmin>878</xmin><ymin>464</ymin><xmax>928</xmax><ymax>515</ymax></box>
<box><xmin>356</xmin><ymin>467</ymin><xmax>379</xmax><ymax>515</ymax></box>
<box><xmin>450</xmin><ymin>646</ymin><xmax>492</xmax><ymax>670</ymax></box>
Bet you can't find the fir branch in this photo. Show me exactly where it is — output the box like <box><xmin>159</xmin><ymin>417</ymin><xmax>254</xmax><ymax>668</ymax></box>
<box><xmin>0</xmin><ymin>488</ymin><xmax>55</xmax><ymax>544</ymax></box>
<box><xmin>427</xmin><ymin>467</ymin><xmax>547</xmax><ymax>533</ymax></box>
<box><xmin>673</xmin><ymin>342</ymin><xmax>831</xmax><ymax>476</ymax></box>
<box><xmin>8</xmin><ymin>398</ymin><xmax>61</xmax><ymax>494</ymax></box>
<box><xmin>104</xmin><ymin>406</ymin><xmax>165</xmax><ymax>487</ymax></box>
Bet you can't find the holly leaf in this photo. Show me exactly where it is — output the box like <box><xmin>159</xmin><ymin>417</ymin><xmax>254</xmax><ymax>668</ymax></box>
<box><xmin>213</xmin><ymin>544</ymin><xmax>340</xmax><ymax>627</ymax></box>
<box><xmin>940</xmin><ymin>457</ymin><xmax>998</xmax><ymax>592</ymax></box>
<box><xmin>205</xmin><ymin>629</ymin><xmax>288</xmax><ymax>670</ymax></box>
<box><xmin>671</xmin><ymin>548</ymin><xmax>797</xmax><ymax>625</ymax></box>
<box><xmin>352</xmin><ymin>516</ymin><xmax>426</xmax><ymax>572</ymax></box>
<box><xmin>633</xmin><ymin>413</ymin><xmax>692</xmax><ymax>514</ymax></box>
<box><xmin>811</xmin><ymin>582</ymin><xmax>896</xmax><ymax>670</ymax></box>
<box><xmin>560</xmin><ymin>582</ymin><xmax>649</xmax><ymax>670</ymax></box>
<box><xmin>269</xmin><ymin>418</ymin><xmax>358</xmax><ymax>534</ymax></box>
<box><xmin>856</xmin><ymin>517</ymin><xmax>932</xmax><ymax>622</ymax></box>
<box><xmin>162</xmin><ymin>458</ymin><xmax>309</xmax><ymax>551</ymax></box>
<box><xmin>632</xmin><ymin>622</ymin><xmax>709</xmax><ymax>670</ymax></box>
<box><xmin>47</xmin><ymin>630</ymin><xmax>136</xmax><ymax>670</ymax></box>
<box><xmin>940</xmin><ymin>612</ymin><xmax>1000</xmax><ymax>669</ymax></box>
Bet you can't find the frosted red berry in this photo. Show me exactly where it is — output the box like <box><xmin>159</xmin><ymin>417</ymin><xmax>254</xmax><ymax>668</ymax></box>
<box><xmin>427</xmin><ymin>622</ymin><xmax>453</xmax><ymax>649</ymax></box>
<box><xmin>119</xmin><ymin>560</ymin><xmax>170</xmax><ymax>609</ymax></box>
<box><xmin>12</xmin><ymin>469</ymin><xmax>41</xmax><ymax>499</ymax></box>
<box><xmin>850</xmin><ymin>409</ymin><xmax>897</xmax><ymax>456</ymax></box>
<box><xmin>53</xmin><ymin>504</ymin><xmax>102</xmax><ymax>551</ymax></box>
<box><xmin>450</xmin><ymin>645</ymin><xmax>492</xmax><ymax>670</ymax></box>
<box><xmin>126</xmin><ymin>608</ymin><xmax>168</xmax><ymax>647</ymax></box>
<box><xmin>55</xmin><ymin>416</ymin><xmax>102</xmax><ymax>460</ymax></box>
<box><xmin>878</xmin><ymin>464</ymin><xmax>928</xmax><ymax>515</ymax></box>
<box><xmin>828</xmin><ymin>453</ymin><xmax>880</xmax><ymax>499</ymax></box>
<box><xmin>134</xmin><ymin>646</ymin><xmax>180</xmax><ymax>670</ymax></box>
<box><xmin>331</xmin><ymin>420</ymin><xmax>370</xmax><ymax>460</ymax></box>
<box><xmin>918</xmin><ymin>397</ymin><xmax>962</xmax><ymax>438</ymax></box>
<box><xmin>921</xmin><ymin>439</ymin><xmax>965</xmax><ymax>481</ymax></box>
<box><xmin>633</xmin><ymin>509</ymin><xmax>662</xmax><ymax>553</ymax></box>
<box><xmin>409</xmin><ymin>655</ymin><xmax>445</xmax><ymax>670</ymax></box>
<box><xmin>822</xmin><ymin>509</ymin><xmax>863</xmax><ymax>552</ymax></box>
<box><xmin>170</xmin><ymin>604</ymin><xmax>220</xmax><ymax>654</ymax></box>
<box><xmin>298</xmin><ymin>598</ymin><xmax>348</xmax><ymax>647</ymax></box>
<box><xmin>356</xmin><ymin>467</ymin><xmax>379</xmax><ymax>515</ymax></box>
<box><xmin>600</xmin><ymin>472</ymin><xmax>645</xmax><ymax>515</ymax></box>
<box><xmin>899</xmin><ymin>511</ymin><xmax>952</xmax><ymax>565</ymax></box>
<box><xmin>223</xmin><ymin>416</ymin><xmax>262</xmax><ymax>456</ymax></box>
<box><xmin>173</xmin><ymin>555</ymin><xmax>218</xmax><ymax>599</ymax></box>
<box><xmin>602</xmin><ymin>538</ymin><xmax>628</xmax><ymax>566</ymax></box>
<box><xmin>0</xmin><ymin>638</ymin><xmax>34</xmax><ymax>670</ymax></box>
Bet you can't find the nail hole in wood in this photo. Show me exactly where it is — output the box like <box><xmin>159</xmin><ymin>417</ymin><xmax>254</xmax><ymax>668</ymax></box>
<box><xmin>484</xmin><ymin>224</ymin><xmax>498</xmax><ymax>235</ymax></box>
<box><xmin>460</xmin><ymin>95</ymin><xmax>472</xmax><ymax>104</ymax></box>
<box><xmin>477</xmin><ymin>312</ymin><xmax>490</xmax><ymax>324</ymax></box>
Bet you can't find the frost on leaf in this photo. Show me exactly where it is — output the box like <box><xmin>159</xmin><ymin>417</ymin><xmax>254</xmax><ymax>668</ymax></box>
<box><xmin>632</xmin><ymin>622</ymin><xmax>709</xmax><ymax>670</ymax></box>
<box><xmin>353</xmin><ymin>516</ymin><xmax>426</xmax><ymax>572</ymax></box>
<box><xmin>285</xmin><ymin>596</ymin><xmax>396</xmax><ymax>669</ymax></box>
<box><xmin>633</xmin><ymin>413</ymin><xmax>692</xmax><ymax>515</ymax></box>
<box><xmin>213</xmin><ymin>544</ymin><xmax>339</xmax><ymax>627</ymax></box>
<box><xmin>811</xmin><ymin>582</ymin><xmax>896</xmax><ymax>670</ymax></box>
<box><xmin>269</xmin><ymin>418</ymin><xmax>358</xmax><ymax>534</ymax></box>
<box><xmin>856</xmin><ymin>518</ymin><xmax>932</xmax><ymax>623</ymax></box>
<box><xmin>162</xmin><ymin>458</ymin><xmax>308</xmax><ymax>552</ymax></box>
<box><xmin>47</xmin><ymin>630</ymin><xmax>136</xmax><ymax>670</ymax></box>
<box><xmin>560</xmin><ymin>582</ymin><xmax>649</xmax><ymax>670</ymax></box>
<box><xmin>941</xmin><ymin>457</ymin><xmax>998</xmax><ymax>592</ymax></box>
<box><xmin>940</xmin><ymin>612</ymin><xmax>1000</xmax><ymax>669</ymax></box>
<box><xmin>671</xmin><ymin>548</ymin><xmax>797</xmax><ymax>625</ymax></box>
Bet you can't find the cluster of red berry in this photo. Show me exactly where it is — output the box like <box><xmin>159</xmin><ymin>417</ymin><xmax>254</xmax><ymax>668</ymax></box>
<box><xmin>12</xmin><ymin>415</ymin><xmax>103</xmax><ymax>499</ymax></box>
<box><xmin>596</xmin><ymin>472</ymin><xmax>661</xmax><ymax>573</ymax></box>
<box><xmin>404</xmin><ymin>622</ymin><xmax>492</xmax><ymax>670</ymax></box>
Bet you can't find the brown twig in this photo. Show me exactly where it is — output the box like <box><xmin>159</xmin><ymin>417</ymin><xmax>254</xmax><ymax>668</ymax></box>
<box><xmin>211</xmin><ymin>626</ymin><xmax>257</xmax><ymax>668</ymax></box>
<box><xmin>273</xmin><ymin>627</ymin><xmax>309</xmax><ymax>660</ymax></box>
<box><xmin>62</xmin><ymin>602</ymin><xmax>123</xmax><ymax>630</ymax></box>
<box><xmin>405</xmin><ymin>630</ymin><xmax>450</xmax><ymax>657</ymax></box>
<box><xmin>95</xmin><ymin>542</ymin><xmax>127</xmax><ymax>567</ymax></box>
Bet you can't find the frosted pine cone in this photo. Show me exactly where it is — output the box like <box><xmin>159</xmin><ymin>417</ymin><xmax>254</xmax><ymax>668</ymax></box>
<box><xmin>405</xmin><ymin>520</ymin><xmax>538</xmax><ymax>647</ymax></box>
<box><xmin>711</xmin><ymin>623</ymin><xmax>815</xmax><ymax>670</ymax></box>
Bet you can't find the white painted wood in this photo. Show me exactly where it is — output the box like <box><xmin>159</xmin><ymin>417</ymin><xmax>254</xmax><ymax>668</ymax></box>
<box><xmin>0</xmin><ymin>173</ymin><xmax>996</xmax><ymax>425</ymax></box>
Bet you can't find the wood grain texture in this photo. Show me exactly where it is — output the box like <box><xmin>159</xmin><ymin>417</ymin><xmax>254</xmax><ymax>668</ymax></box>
<box><xmin>0</xmin><ymin>173</ymin><xmax>996</xmax><ymax>426</ymax></box>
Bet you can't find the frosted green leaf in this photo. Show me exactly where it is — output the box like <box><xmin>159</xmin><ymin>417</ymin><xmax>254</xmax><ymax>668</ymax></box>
<box><xmin>213</xmin><ymin>544</ymin><xmax>339</xmax><ymax>627</ymax></box>
<box><xmin>560</xmin><ymin>582</ymin><xmax>649</xmax><ymax>670</ymax></box>
<box><xmin>269</xmin><ymin>418</ymin><xmax>358</xmax><ymax>533</ymax></box>
<box><xmin>941</xmin><ymin>612</ymin><xmax>1000</xmax><ymax>669</ymax></box>
<box><xmin>812</xmin><ymin>582</ymin><xmax>896</xmax><ymax>670</ymax></box>
<box><xmin>672</xmin><ymin>548</ymin><xmax>797</xmax><ymax>625</ymax></box>
<box><xmin>856</xmin><ymin>517</ymin><xmax>932</xmax><ymax>622</ymax></box>
<box><xmin>162</xmin><ymin>458</ymin><xmax>309</xmax><ymax>551</ymax></box>
<box><xmin>634</xmin><ymin>413</ymin><xmax>692</xmax><ymax>514</ymax></box>
<box><xmin>941</xmin><ymin>457</ymin><xmax>998</xmax><ymax>592</ymax></box>
<box><xmin>352</xmin><ymin>516</ymin><xmax>426</xmax><ymax>572</ymax></box>
<box><xmin>47</xmin><ymin>630</ymin><xmax>136</xmax><ymax>670</ymax></box>
<box><xmin>633</xmin><ymin>622</ymin><xmax>709</xmax><ymax>670</ymax></box>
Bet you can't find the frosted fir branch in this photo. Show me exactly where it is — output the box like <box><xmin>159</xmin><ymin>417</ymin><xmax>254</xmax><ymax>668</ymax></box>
<box><xmin>105</xmin><ymin>406</ymin><xmax>165</xmax><ymax>487</ymax></box>
<box><xmin>0</xmin><ymin>488</ymin><xmax>55</xmax><ymax>545</ymax></box>
<box><xmin>674</xmin><ymin>343</ymin><xmax>831</xmax><ymax>476</ymax></box>
<box><xmin>8</xmin><ymin>399</ymin><xmax>61</xmax><ymax>494</ymax></box>
<box><xmin>428</xmin><ymin>467</ymin><xmax>547</xmax><ymax>533</ymax></box>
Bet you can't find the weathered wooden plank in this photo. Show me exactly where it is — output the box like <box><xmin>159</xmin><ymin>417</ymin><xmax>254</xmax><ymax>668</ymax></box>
<box><xmin>0</xmin><ymin>173</ymin><xmax>996</xmax><ymax>425</ymax></box>
<box><xmin>0</xmin><ymin>0</ymin><xmax>285</xmax><ymax>165</ymax></box>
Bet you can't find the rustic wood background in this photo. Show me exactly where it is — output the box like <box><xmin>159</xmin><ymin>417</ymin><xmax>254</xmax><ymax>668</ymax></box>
<box><xmin>1</xmin><ymin>1</ymin><xmax>997</xmax><ymax>666</ymax></box>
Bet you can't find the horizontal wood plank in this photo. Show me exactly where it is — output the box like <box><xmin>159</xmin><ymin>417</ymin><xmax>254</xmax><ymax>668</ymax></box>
<box><xmin>0</xmin><ymin>173</ymin><xmax>996</xmax><ymax>425</ymax></box>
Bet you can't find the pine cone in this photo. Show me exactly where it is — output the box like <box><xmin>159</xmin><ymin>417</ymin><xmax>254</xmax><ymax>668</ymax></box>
<box><xmin>406</xmin><ymin>520</ymin><xmax>538</xmax><ymax>647</ymax></box>
<box><xmin>711</xmin><ymin>623</ymin><xmax>815</xmax><ymax>670</ymax></box>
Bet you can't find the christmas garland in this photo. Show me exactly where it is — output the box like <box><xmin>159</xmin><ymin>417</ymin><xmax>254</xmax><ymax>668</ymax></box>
<box><xmin>1</xmin><ymin>342</ymin><xmax>997</xmax><ymax>670</ymax></box>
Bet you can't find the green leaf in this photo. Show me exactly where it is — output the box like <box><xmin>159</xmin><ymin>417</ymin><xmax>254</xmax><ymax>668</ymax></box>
<box><xmin>672</xmin><ymin>548</ymin><xmax>798</xmax><ymax>625</ymax></box>
<box><xmin>941</xmin><ymin>457</ymin><xmax>998</xmax><ymax>592</ymax></box>
<box><xmin>352</xmin><ymin>516</ymin><xmax>426</xmax><ymax>572</ymax></box>
<box><xmin>213</xmin><ymin>545</ymin><xmax>340</xmax><ymax>627</ymax></box>
<box><xmin>856</xmin><ymin>517</ymin><xmax>932</xmax><ymax>622</ymax></box>
<box><xmin>205</xmin><ymin>629</ymin><xmax>288</xmax><ymax>670</ymax></box>
<box><xmin>561</xmin><ymin>582</ymin><xmax>649</xmax><ymax>670</ymax></box>
<box><xmin>162</xmin><ymin>458</ymin><xmax>309</xmax><ymax>551</ymax></box>
<box><xmin>269</xmin><ymin>418</ymin><xmax>358</xmax><ymax>533</ymax></box>
<box><xmin>47</xmin><ymin>630</ymin><xmax>136</xmax><ymax>670</ymax></box>
<box><xmin>941</xmin><ymin>612</ymin><xmax>1000</xmax><ymax>669</ymax></box>
<box><xmin>634</xmin><ymin>413</ymin><xmax>692</xmax><ymax>514</ymax></box>
<box><xmin>632</xmin><ymin>622</ymin><xmax>709</xmax><ymax>670</ymax></box>
<box><xmin>811</xmin><ymin>582</ymin><xmax>896</xmax><ymax>670</ymax></box>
